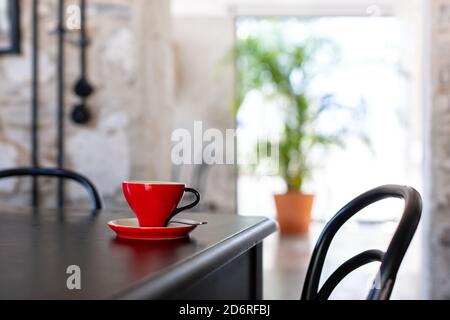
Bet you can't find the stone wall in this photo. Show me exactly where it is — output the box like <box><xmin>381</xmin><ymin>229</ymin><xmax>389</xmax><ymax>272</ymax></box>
<box><xmin>0</xmin><ymin>0</ymin><xmax>174</xmax><ymax>208</ymax></box>
<box><xmin>0</xmin><ymin>0</ymin><xmax>238</xmax><ymax>213</ymax></box>
<box><xmin>425</xmin><ymin>0</ymin><xmax>450</xmax><ymax>299</ymax></box>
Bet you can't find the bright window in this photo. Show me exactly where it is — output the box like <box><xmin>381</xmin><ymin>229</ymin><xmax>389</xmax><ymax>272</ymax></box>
<box><xmin>236</xmin><ymin>16</ymin><xmax>421</xmax><ymax>222</ymax></box>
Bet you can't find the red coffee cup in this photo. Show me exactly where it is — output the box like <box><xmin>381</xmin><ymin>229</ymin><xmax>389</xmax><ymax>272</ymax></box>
<box><xmin>122</xmin><ymin>181</ymin><xmax>200</xmax><ymax>227</ymax></box>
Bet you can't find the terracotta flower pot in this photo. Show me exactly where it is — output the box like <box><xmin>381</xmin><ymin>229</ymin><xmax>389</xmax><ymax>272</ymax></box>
<box><xmin>274</xmin><ymin>192</ymin><xmax>314</xmax><ymax>235</ymax></box>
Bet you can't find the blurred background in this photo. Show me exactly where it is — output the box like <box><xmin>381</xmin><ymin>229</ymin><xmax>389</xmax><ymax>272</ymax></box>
<box><xmin>0</xmin><ymin>0</ymin><xmax>448</xmax><ymax>299</ymax></box>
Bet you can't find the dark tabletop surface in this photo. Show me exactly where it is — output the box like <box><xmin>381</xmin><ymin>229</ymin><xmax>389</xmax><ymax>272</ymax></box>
<box><xmin>0</xmin><ymin>207</ymin><xmax>276</xmax><ymax>299</ymax></box>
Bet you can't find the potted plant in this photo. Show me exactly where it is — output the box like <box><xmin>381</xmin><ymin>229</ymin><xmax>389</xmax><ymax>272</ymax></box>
<box><xmin>234</xmin><ymin>29</ymin><xmax>365</xmax><ymax>235</ymax></box>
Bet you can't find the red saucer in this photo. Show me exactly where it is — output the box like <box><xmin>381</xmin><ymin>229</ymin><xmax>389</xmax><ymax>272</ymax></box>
<box><xmin>107</xmin><ymin>218</ymin><xmax>196</xmax><ymax>240</ymax></box>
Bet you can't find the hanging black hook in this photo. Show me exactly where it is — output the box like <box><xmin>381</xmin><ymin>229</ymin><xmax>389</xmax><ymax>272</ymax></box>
<box><xmin>71</xmin><ymin>0</ymin><xmax>94</xmax><ymax>125</ymax></box>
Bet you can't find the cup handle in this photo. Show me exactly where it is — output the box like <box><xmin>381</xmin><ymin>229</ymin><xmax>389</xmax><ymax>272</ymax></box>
<box><xmin>164</xmin><ymin>187</ymin><xmax>201</xmax><ymax>227</ymax></box>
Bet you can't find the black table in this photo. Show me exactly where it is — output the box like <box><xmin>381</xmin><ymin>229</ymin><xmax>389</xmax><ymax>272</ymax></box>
<box><xmin>0</xmin><ymin>208</ymin><xmax>277</xmax><ymax>299</ymax></box>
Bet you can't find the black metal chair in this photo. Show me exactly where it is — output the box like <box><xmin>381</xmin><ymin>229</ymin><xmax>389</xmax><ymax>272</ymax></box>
<box><xmin>301</xmin><ymin>184</ymin><xmax>422</xmax><ymax>300</ymax></box>
<box><xmin>0</xmin><ymin>167</ymin><xmax>102</xmax><ymax>210</ymax></box>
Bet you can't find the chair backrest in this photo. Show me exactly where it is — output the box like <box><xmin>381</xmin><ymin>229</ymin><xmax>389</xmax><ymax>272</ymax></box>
<box><xmin>301</xmin><ymin>185</ymin><xmax>422</xmax><ymax>300</ymax></box>
<box><xmin>0</xmin><ymin>167</ymin><xmax>102</xmax><ymax>210</ymax></box>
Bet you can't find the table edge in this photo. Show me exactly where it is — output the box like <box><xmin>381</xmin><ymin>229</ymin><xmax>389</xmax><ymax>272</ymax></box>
<box><xmin>114</xmin><ymin>216</ymin><xmax>278</xmax><ymax>299</ymax></box>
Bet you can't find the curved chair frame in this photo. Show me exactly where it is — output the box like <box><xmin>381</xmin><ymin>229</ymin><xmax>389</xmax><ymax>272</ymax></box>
<box><xmin>301</xmin><ymin>185</ymin><xmax>422</xmax><ymax>300</ymax></box>
<box><xmin>0</xmin><ymin>167</ymin><xmax>102</xmax><ymax>210</ymax></box>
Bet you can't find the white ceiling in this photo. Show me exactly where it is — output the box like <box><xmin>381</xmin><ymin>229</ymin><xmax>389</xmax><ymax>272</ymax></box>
<box><xmin>171</xmin><ymin>0</ymin><xmax>405</xmax><ymax>17</ymax></box>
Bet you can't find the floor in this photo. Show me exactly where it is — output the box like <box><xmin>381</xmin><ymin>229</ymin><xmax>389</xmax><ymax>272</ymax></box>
<box><xmin>262</xmin><ymin>220</ymin><xmax>422</xmax><ymax>299</ymax></box>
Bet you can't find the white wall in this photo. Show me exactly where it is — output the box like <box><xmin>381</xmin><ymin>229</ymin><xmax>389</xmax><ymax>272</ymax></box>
<box><xmin>171</xmin><ymin>16</ymin><xmax>237</xmax><ymax>213</ymax></box>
